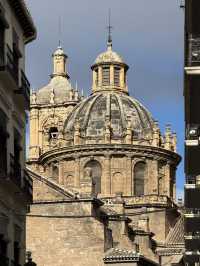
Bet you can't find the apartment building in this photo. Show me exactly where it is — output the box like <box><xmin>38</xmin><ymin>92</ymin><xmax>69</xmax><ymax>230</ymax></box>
<box><xmin>0</xmin><ymin>1</ymin><xmax>36</xmax><ymax>265</ymax></box>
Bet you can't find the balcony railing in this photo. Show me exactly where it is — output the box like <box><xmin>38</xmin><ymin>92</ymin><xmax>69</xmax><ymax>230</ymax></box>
<box><xmin>188</xmin><ymin>35</ymin><xmax>200</xmax><ymax>66</ymax></box>
<box><xmin>0</xmin><ymin>255</ymin><xmax>9</xmax><ymax>266</ymax></box>
<box><xmin>11</xmin><ymin>261</ymin><xmax>21</xmax><ymax>266</ymax></box>
<box><xmin>20</xmin><ymin>70</ymin><xmax>30</xmax><ymax>105</ymax></box>
<box><xmin>23</xmin><ymin>170</ymin><xmax>33</xmax><ymax>200</ymax></box>
<box><xmin>0</xmin><ymin>44</ymin><xmax>19</xmax><ymax>84</ymax></box>
<box><xmin>10</xmin><ymin>154</ymin><xmax>21</xmax><ymax>187</ymax></box>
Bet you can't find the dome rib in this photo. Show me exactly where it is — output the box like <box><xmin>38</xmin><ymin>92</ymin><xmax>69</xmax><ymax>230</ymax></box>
<box><xmin>82</xmin><ymin>93</ymin><xmax>102</xmax><ymax>129</ymax></box>
<box><xmin>64</xmin><ymin>91</ymin><xmax>154</xmax><ymax>140</ymax></box>
<box><xmin>114</xmin><ymin>93</ymin><xmax>127</xmax><ymax>130</ymax></box>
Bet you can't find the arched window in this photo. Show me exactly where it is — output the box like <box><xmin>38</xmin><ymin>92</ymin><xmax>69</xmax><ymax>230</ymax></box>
<box><xmin>49</xmin><ymin>127</ymin><xmax>58</xmax><ymax>141</ymax></box>
<box><xmin>134</xmin><ymin>162</ymin><xmax>146</xmax><ymax>196</ymax></box>
<box><xmin>83</xmin><ymin>160</ymin><xmax>102</xmax><ymax>194</ymax></box>
<box><xmin>52</xmin><ymin>164</ymin><xmax>58</xmax><ymax>179</ymax></box>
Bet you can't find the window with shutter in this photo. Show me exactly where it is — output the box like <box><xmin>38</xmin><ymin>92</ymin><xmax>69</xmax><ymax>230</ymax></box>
<box><xmin>102</xmin><ymin>67</ymin><xmax>110</xmax><ymax>86</ymax></box>
<box><xmin>114</xmin><ymin>67</ymin><xmax>120</xmax><ymax>86</ymax></box>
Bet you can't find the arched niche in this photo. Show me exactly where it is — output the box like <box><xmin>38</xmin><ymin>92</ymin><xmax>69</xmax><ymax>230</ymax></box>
<box><xmin>112</xmin><ymin>172</ymin><xmax>124</xmax><ymax>194</ymax></box>
<box><xmin>64</xmin><ymin>175</ymin><xmax>74</xmax><ymax>188</ymax></box>
<box><xmin>83</xmin><ymin>160</ymin><xmax>102</xmax><ymax>194</ymax></box>
<box><xmin>133</xmin><ymin>161</ymin><xmax>146</xmax><ymax>196</ymax></box>
<box><xmin>52</xmin><ymin>163</ymin><xmax>59</xmax><ymax>180</ymax></box>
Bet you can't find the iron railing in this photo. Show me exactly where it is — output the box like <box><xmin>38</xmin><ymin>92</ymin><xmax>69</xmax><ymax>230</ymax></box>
<box><xmin>0</xmin><ymin>44</ymin><xmax>19</xmax><ymax>84</ymax></box>
<box><xmin>10</xmin><ymin>153</ymin><xmax>21</xmax><ymax>187</ymax></box>
<box><xmin>188</xmin><ymin>34</ymin><xmax>200</xmax><ymax>66</ymax></box>
<box><xmin>20</xmin><ymin>70</ymin><xmax>30</xmax><ymax>104</ymax></box>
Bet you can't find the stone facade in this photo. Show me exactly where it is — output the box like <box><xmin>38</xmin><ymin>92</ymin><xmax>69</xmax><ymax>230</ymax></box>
<box><xmin>0</xmin><ymin>0</ymin><xmax>36</xmax><ymax>265</ymax></box>
<box><xmin>26</xmin><ymin>37</ymin><xmax>183</xmax><ymax>266</ymax></box>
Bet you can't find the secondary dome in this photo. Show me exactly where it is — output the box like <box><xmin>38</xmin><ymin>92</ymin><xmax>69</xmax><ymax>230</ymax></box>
<box><xmin>64</xmin><ymin>91</ymin><xmax>154</xmax><ymax>140</ymax></box>
<box><xmin>35</xmin><ymin>76</ymin><xmax>75</xmax><ymax>104</ymax></box>
<box><xmin>33</xmin><ymin>46</ymin><xmax>80</xmax><ymax>105</ymax></box>
<box><xmin>95</xmin><ymin>46</ymin><xmax>124</xmax><ymax>64</ymax></box>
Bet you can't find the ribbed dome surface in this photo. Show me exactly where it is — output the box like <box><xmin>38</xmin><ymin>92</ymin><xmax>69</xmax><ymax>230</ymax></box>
<box><xmin>36</xmin><ymin>76</ymin><xmax>74</xmax><ymax>104</ymax></box>
<box><xmin>64</xmin><ymin>92</ymin><xmax>154</xmax><ymax>139</ymax></box>
<box><xmin>95</xmin><ymin>49</ymin><xmax>124</xmax><ymax>64</ymax></box>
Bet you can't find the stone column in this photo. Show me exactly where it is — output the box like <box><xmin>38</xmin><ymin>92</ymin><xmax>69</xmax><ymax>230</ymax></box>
<box><xmin>29</xmin><ymin>108</ymin><xmax>39</xmax><ymax>159</ymax></box>
<box><xmin>98</xmin><ymin>66</ymin><xmax>102</xmax><ymax>87</ymax></box>
<box><xmin>126</xmin><ymin>155</ymin><xmax>132</xmax><ymax>195</ymax></box>
<box><xmin>103</xmin><ymin>155</ymin><xmax>111</xmax><ymax>195</ymax></box>
<box><xmin>92</xmin><ymin>70</ymin><xmax>97</xmax><ymax>91</ymax></box>
<box><xmin>164</xmin><ymin>162</ymin><xmax>171</xmax><ymax>197</ymax></box>
<box><xmin>58</xmin><ymin>161</ymin><xmax>64</xmax><ymax>185</ymax></box>
<box><xmin>74</xmin><ymin>157</ymin><xmax>80</xmax><ymax>188</ymax></box>
<box><xmin>110</xmin><ymin>65</ymin><xmax>114</xmax><ymax>86</ymax></box>
<box><xmin>120</xmin><ymin>67</ymin><xmax>125</xmax><ymax>88</ymax></box>
<box><xmin>147</xmin><ymin>159</ymin><xmax>158</xmax><ymax>195</ymax></box>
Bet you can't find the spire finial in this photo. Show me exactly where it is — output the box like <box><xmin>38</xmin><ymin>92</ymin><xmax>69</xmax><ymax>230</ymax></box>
<box><xmin>107</xmin><ymin>8</ymin><xmax>113</xmax><ymax>49</ymax></box>
<box><xmin>58</xmin><ymin>16</ymin><xmax>62</xmax><ymax>48</ymax></box>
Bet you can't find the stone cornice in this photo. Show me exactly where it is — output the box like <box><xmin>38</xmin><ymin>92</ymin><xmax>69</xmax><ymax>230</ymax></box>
<box><xmin>8</xmin><ymin>0</ymin><xmax>37</xmax><ymax>43</ymax></box>
<box><xmin>37</xmin><ymin>144</ymin><xmax>181</xmax><ymax>166</ymax></box>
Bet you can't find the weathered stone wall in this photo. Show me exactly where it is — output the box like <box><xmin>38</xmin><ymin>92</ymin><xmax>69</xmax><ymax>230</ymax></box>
<box><xmin>26</xmin><ymin>201</ymin><xmax>105</xmax><ymax>266</ymax></box>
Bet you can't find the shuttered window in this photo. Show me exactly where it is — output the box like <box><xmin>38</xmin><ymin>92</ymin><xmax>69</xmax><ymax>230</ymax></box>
<box><xmin>102</xmin><ymin>67</ymin><xmax>110</xmax><ymax>86</ymax></box>
<box><xmin>114</xmin><ymin>67</ymin><xmax>120</xmax><ymax>86</ymax></box>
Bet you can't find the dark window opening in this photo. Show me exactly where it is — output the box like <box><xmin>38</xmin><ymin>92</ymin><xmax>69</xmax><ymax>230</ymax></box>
<box><xmin>114</xmin><ymin>67</ymin><xmax>120</xmax><ymax>86</ymax></box>
<box><xmin>14</xmin><ymin>241</ymin><xmax>20</xmax><ymax>265</ymax></box>
<box><xmin>95</xmin><ymin>69</ymin><xmax>98</xmax><ymax>86</ymax></box>
<box><xmin>134</xmin><ymin>162</ymin><xmax>146</xmax><ymax>196</ymax></box>
<box><xmin>49</xmin><ymin>127</ymin><xmax>58</xmax><ymax>141</ymax></box>
<box><xmin>52</xmin><ymin>164</ymin><xmax>58</xmax><ymax>179</ymax></box>
<box><xmin>102</xmin><ymin>66</ymin><xmax>110</xmax><ymax>86</ymax></box>
<box><xmin>13</xmin><ymin>129</ymin><xmax>21</xmax><ymax>181</ymax></box>
<box><xmin>0</xmin><ymin>109</ymin><xmax>7</xmax><ymax>176</ymax></box>
<box><xmin>12</xmin><ymin>29</ymin><xmax>20</xmax><ymax>83</ymax></box>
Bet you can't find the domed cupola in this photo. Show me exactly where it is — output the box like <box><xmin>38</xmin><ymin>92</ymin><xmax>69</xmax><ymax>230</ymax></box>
<box><xmin>63</xmin><ymin>33</ymin><xmax>159</xmax><ymax>145</ymax></box>
<box><xmin>32</xmin><ymin>46</ymin><xmax>80</xmax><ymax>105</ymax></box>
<box><xmin>91</xmin><ymin>34</ymin><xmax>129</xmax><ymax>94</ymax></box>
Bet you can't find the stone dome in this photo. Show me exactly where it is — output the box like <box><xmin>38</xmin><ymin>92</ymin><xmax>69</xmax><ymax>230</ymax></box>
<box><xmin>35</xmin><ymin>76</ymin><xmax>76</xmax><ymax>105</ymax></box>
<box><xmin>64</xmin><ymin>91</ymin><xmax>154</xmax><ymax>139</ymax></box>
<box><xmin>95</xmin><ymin>49</ymin><xmax>124</xmax><ymax>65</ymax></box>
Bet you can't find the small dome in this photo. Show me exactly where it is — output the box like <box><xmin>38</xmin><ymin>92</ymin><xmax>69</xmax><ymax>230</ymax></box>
<box><xmin>53</xmin><ymin>46</ymin><xmax>65</xmax><ymax>56</ymax></box>
<box><xmin>95</xmin><ymin>48</ymin><xmax>124</xmax><ymax>64</ymax></box>
<box><xmin>64</xmin><ymin>91</ymin><xmax>154</xmax><ymax>139</ymax></box>
<box><xmin>36</xmin><ymin>76</ymin><xmax>76</xmax><ymax>105</ymax></box>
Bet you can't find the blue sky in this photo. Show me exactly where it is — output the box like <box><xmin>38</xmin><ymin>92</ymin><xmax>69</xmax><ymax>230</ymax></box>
<box><xmin>25</xmin><ymin>0</ymin><xmax>185</xmax><ymax>198</ymax></box>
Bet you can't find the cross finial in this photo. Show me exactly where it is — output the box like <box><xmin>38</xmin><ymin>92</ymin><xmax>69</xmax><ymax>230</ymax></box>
<box><xmin>58</xmin><ymin>16</ymin><xmax>62</xmax><ymax>48</ymax></box>
<box><xmin>107</xmin><ymin>8</ymin><xmax>113</xmax><ymax>48</ymax></box>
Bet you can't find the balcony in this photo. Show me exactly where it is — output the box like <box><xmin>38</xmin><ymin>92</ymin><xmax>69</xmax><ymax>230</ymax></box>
<box><xmin>15</xmin><ymin>70</ymin><xmax>30</xmax><ymax>109</ymax></box>
<box><xmin>23</xmin><ymin>170</ymin><xmax>33</xmax><ymax>201</ymax></box>
<box><xmin>11</xmin><ymin>261</ymin><xmax>21</xmax><ymax>266</ymax></box>
<box><xmin>0</xmin><ymin>255</ymin><xmax>9</xmax><ymax>266</ymax></box>
<box><xmin>0</xmin><ymin>44</ymin><xmax>19</xmax><ymax>87</ymax></box>
<box><xmin>187</xmin><ymin>35</ymin><xmax>200</xmax><ymax>66</ymax></box>
<box><xmin>10</xmin><ymin>154</ymin><xmax>21</xmax><ymax>188</ymax></box>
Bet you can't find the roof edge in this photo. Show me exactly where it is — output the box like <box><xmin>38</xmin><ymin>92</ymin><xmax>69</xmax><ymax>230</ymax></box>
<box><xmin>8</xmin><ymin>0</ymin><xmax>37</xmax><ymax>44</ymax></box>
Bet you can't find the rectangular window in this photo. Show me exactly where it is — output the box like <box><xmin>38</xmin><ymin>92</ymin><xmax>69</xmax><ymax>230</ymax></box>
<box><xmin>14</xmin><ymin>129</ymin><xmax>21</xmax><ymax>182</ymax></box>
<box><xmin>12</xmin><ymin>29</ymin><xmax>21</xmax><ymax>82</ymax></box>
<box><xmin>114</xmin><ymin>67</ymin><xmax>120</xmax><ymax>86</ymax></box>
<box><xmin>0</xmin><ymin>109</ymin><xmax>8</xmax><ymax>177</ymax></box>
<box><xmin>102</xmin><ymin>67</ymin><xmax>110</xmax><ymax>86</ymax></box>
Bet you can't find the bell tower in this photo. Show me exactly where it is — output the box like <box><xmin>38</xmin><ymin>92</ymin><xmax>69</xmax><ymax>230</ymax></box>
<box><xmin>51</xmin><ymin>46</ymin><xmax>69</xmax><ymax>79</ymax></box>
<box><xmin>28</xmin><ymin>46</ymin><xmax>80</xmax><ymax>164</ymax></box>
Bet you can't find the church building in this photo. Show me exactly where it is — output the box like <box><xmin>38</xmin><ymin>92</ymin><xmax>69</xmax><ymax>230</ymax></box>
<box><xmin>26</xmin><ymin>34</ymin><xmax>184</xmax><ymax>265</ymax></box>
